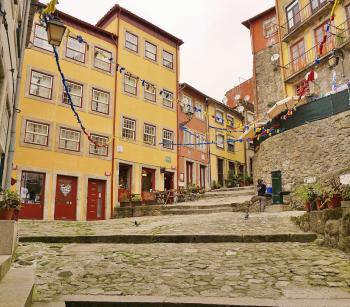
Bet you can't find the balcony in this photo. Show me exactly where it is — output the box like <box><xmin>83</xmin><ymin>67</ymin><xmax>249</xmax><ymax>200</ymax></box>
<box><xmin>284</xmin><ymin>18</ymin><xmax>350</xmax><ymax>82</ymax></box>
<box><xmin>280</xmin><ymin>0</ymin><xmax>331</xmax><ymax>42</ymax></box>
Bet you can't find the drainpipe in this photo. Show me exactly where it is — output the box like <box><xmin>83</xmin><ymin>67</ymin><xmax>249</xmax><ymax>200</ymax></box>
<box><xmin>5</xmin><ymin>0</ymin><xmax>31</xmax><ymax>189</ymax></box>
<box><xmin>110</xmin><ymin>8</ymin><xmax>122</xmax><ymax>219</ymax></box>
<box><xmin>275</xmin><ymin>1</ymin><xmax>288</xmax><ymax>97</ymax></box>
<box><xmin>176</xmin><ymin>43</ymin><xmax>180</xmax><ymax>189</ymax></box>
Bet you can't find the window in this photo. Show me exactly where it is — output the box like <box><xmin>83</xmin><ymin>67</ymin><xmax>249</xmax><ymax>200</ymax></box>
<box><xmin>24</xmin><ymin>120</ymin><xmax>49</xmax><ymax>146</ymax></box>
<box><xmin>94</xmin><ymin>47</ymin><xmax>112</xmax><ymax>72</ymax></box>
<box><xmin>89</xmin><ymin>134</ymin><xmax>108</xmax><ymax>156</ymax></box>
<box><xmin>195</xmin><ymin>102</ymin><xmax>204</xmax><ymax>120</ymax></box>
<box><xmin>33</xmin><ymin>24</ymin><xmax>53</xmax><ymax>52</ymax></box>
<box><xmin>125</xmin><ymin>31</ymin><xmax>138</xmax><ymax>52</ymax></box>
<box><xmin>66</xmin><ymin>36</ymin><xmax>86</xmax><ymax>62</ymax></box>
<box><xmin>92</xmin><ymin>89</ymin><xmax>109</xmax><ymax>114</ymax></box>
<box><xmin>21</xmin><ymin>171</ymin><xmax>45</xmax><ymax>205</ymax></box>
<box><xmin>122</xmin><ymin>117</ymin><xmax>136</xmax><ymax>140</ymax></box>
<box><xmin>182</xmin><ymin>95</ymin><xmax>193</xmax><ymax>113</ymax></box>
<box><xmin>197</xmin><ymin>134</ymin><xmax>206</xmax><ymax>151</ymax></box>
<box><xmin>143</xmin><ymin>124</ymin><xmax>156</xmax><ymax>146</ymax></box>
<box><xmin>59</xmin><ymin>128</ymin><xmax>80</xmax><ymax>151</ymax></box>
<box><xmin>314</xmin><ymin>21</ymin><xmax>334</xmax><ymax>53</ymax></box>
<box><xmin>263</xmin><ymin>16</ymin><xmax>277</xmax><ymax>38</ymax></box>
<box><xmin>226</xmin><ymin>115</ymin><xmax>234</xmax><ymax>128</ymax></box>
<box><xmin>29</xmin><ymin>71</ymin><xmax>53</xmax><ymax>99</ymax></box>
<box><xmin>311</xmin><ymin>0</ymin><xmax>327</xmax><ymax>13</ymax></box>
<box><xmin>286</xmin><ymin>0</ymin><xmax>301</xmax><ymax>30</ymax></box>
<box><xmin>162</xmin><ymin>90</ymin><xmax>173</xmax><ymax>108</ymax></box>
<box><xmin>144</xmin><ymin>83</ymin><xmax>156</xmax><ymax>102</ymax></box>
<box><xmin>215</xmin><ymin>110</ymin><xmax>224</xmax><ymax>124</ymax></box>
<box><xmin>183</xmin><ymin>129</ymin><xmax>193</xmax><ymax>146</ymax></box>
<box><xmin>63</xmin><ymin>81</ymin><xmax>83</xmax><ymax>107</ymax></box>
<box><xmin>216</xmin><ymin>134</ymin><xmax>224</xmax><ymax>149</ymax></box>
<box><xmin>290</xmin><ymin>39</ymin><xmax>305</xmax><ymax>73</ymax></box>
<box><xmin>145</xmin><ymin>41</ymin><xmax>157</xmax><ymax>61</ymax></box>
<box><xmin>124</xmin><ymin>74</ymin><xmax>137</xmax><ymax>95</ymax></box>
<box><xmin>227</xmin><ymin>138</ymin><xmax>235</xmax><ymax>152</ymax></box>
<box><xmin>162</xmin><ymin>129</ymin><xmax>174</xmax><ymax>149</ymax></box>
<box><xmin>163</xmin><ymin>50</ymin><xmax>173</xmax><ymax>69</ymax></box>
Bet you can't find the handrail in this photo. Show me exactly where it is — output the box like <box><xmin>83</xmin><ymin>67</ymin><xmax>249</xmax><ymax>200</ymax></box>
<box><xmin>284</xmin><ymin>18</ymin><xmax>350</xmax><ymax>79</ymax></box>
<box><xmin>281</xmin><ymin>0</ymin><xmax>329</xmax><ymax>38</ymax></box>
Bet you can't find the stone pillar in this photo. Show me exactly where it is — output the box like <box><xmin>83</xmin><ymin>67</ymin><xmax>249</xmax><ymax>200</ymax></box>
<box><xmin>0</xmin><ymin>221</ymin><xmax>18</xmax><ymax>255</ymax></box>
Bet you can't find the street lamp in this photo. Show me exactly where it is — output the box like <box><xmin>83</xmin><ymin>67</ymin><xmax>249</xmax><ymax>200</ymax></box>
<box><xmin>46</xmin><ymin>18</ymin><xmax>66</xmax><ymax>46</ymax></box>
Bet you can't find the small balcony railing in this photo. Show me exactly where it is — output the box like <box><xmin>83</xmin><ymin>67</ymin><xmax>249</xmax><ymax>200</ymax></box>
<box><xmin>284</xmin><ymin>18</ymin><xmax>350</xmax><ymax>80</ymax></box>
<box><xmin>280</xmin><ymin>0</ymin><xmax>329</xmax><ymax>40</ymax></box>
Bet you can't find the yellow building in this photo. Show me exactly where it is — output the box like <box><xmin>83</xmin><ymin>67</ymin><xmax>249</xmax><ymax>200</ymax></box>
<box><xmin>207</xmin><ymin>99</ymin><xmax>246</xmax><ymax>188</ymax></box>
<box><xmin>96</xmin><ymin>5</ymin><xmax>183</xmax><ymax>206</ymax></box>
<box><xmin>13</xmin><ymin>4</ymin><xmax>182</xmax><ymax>220</ymax></box>
<box><xmin>276</xmin><ymin>0</ymin><xmax>350</xmax><ymax>96</ymax></box>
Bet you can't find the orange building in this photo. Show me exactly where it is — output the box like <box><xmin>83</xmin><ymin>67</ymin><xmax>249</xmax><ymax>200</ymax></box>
<box><xmin>225</xmin><ymin>78</ymin><xmax>255</xmax><ymax>109</ymax></box>
<box><xmin>178</xmin><ymin>83</ymin><xmax>209</xmax><ymax>189</ymax></box>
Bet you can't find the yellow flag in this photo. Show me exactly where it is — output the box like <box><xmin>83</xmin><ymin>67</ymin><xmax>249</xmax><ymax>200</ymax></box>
<box><xmin>42</xmin><ymin>0</ymin><xmax>58</xmax><ymax>15</ymax></box>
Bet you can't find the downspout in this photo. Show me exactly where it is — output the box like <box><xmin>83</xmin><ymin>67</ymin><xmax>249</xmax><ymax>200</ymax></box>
<box><xmin>206</xmin><ymin>99</ymin><xmax>211</xmax><ymax>189</ymax></box>
<box><xmin>110</xmin><ymin>8</ymin><xmax>122</xmax><ymax>219</ymax></box>
<box><xmin>275</xmin><ymin>0</ymin><xmax>287</xmax><ymax>97</ymax></box>
<box><xmin>249</xmin><ymin>20</ymin><xmax>259</xmax><ymax>120</ymax></box>
<box><xmin>176</xmin><ymin>43</ymin><xmax>180</xmax><ymax>189</ymax></box>
<box><xmin>5</xmin><ymin>0</ymin><xmax>31</xmax><ymax>189</ymax></box>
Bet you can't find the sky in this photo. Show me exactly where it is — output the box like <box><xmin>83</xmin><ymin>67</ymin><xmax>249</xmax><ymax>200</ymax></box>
<box><xmin>56</xmin><ymin>0</ymin><xmax>275</xmax><ymax>101</ymax></box>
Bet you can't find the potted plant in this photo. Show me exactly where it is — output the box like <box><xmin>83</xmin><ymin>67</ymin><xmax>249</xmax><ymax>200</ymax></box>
<box><xmin>341</xmin><ymin>184</ymin><xmax>350</xmax><ymax>208</ymax></box>
<box><xmin>0</xmin><ymin>190</ymin><xmax>21</xmax><ymax>220</ymax></box>
<box><xmin>131</xmin><ymin>194</ymin><xmax>142</xmax><ymax>206</ymax></box>
<box><xmin>227</xmin><ymin>171</ymin><xmax>238</xmax><ymax>188</ymax></box>
<box><xmin>326</xmin><ymin>176</ymin><xmax>342</xmax><ymax>209</ymax></box>
<box><xmin>293</xmin><ymin>184</ymin><xmax>316</xmax><ymax>212</ymax></box>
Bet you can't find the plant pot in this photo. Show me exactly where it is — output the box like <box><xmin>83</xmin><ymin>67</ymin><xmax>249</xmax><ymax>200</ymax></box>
<box><xmin>316</xmin><ymin>198</ymin><xmax>322</xmax><ymax>210</ymax></box>
<box><xmin>0</xmin><ymin>208</ymin><xmax>14</xmax><ymax>220</ymax></box>
<box><xmin>341</xmin><ymin>200</ymin><xmax>350</xmax><ymax>208</ymax></box>
<box><xmin>305</xmin><ymin>201</ymin><xmax>311</xmax><ymax>212</ymax></box>
<box><xmin>131</xmin><ymin>201</ymin><xmax>142</xmax><ymax>207</ymax></box>
<box><xmin>328</xmin><ymin>194</ymin><xmax>341</xmax><ymax>209</ymax></box>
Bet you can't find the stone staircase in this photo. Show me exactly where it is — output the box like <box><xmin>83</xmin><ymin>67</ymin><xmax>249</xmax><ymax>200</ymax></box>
<box><xmin>0</xmin><ymin>221</ymin><xmax>35</xmax><ymax>307</ymax></box>
<box><xmin>161</xmin><ymin>186</ymin><xmax>255</xmax><ymax>216</ymax></box>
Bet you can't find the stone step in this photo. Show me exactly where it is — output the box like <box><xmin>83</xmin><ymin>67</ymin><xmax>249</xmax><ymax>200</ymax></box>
<box><xmin>161</xmin><ymin>207</ymin><xmax>233</xmax><ymax>215</ymax></box>
<box><xmin>0</xmin><ymin>268</ymin><xmax>34</xmax><ymax>307</ymax></box>
<box><xmin>162</xmin><ymin>203</ymin><xmax>234</xmax><ymax>210</ymax></box>
<box><xmin>203</xmin><ymin>190</ymin><xmax>255</xmax><ymax>198</ymax></box>
<box><xmin>0</xmin><ymin>255</ymin><xmax>12</xmax><ymax>281</ymax></box>
<box><xmin>265</xmin><ymin>204</ymin><xmax>291</xmax><ymax>213</ymax></box>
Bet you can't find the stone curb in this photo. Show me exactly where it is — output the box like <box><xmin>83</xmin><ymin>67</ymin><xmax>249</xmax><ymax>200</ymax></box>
<box><xmin>19</xmin><ymin>233</ymin><xmax>317</xmax><ymax>244</ymax></box>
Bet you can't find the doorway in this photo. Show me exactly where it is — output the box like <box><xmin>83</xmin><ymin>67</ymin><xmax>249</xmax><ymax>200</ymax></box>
<box><xmin>141</xmin><ymin>168</ymin><xmax>155</xmax><ymax>200</ymax></box>
<box><xmin>186</xmin><ymin>161</ymin><xmax>193</xmax><ymax>187</ymax></box>
<box><xmin>200</xmin><ymin>165</ymin><xmax>206</xmax><ymax>188</ymax></box>
<box><xmin>54</xmin><ymin>175</ymin><xmax>77</xmax><ymax>220</ymax></box>
<box><xmin>19</xmin><ymin>171</ymin><xmax>45</xmax><ymax>220</ymax></box>
<box><xmin>118</xmin><ymin>163</ymin><xmax>132</xmax><ymax>202</ymax></box>
<box><xmin>164</xmin><ymin>172</ymin><xmax>174</xmax><ymax>190</ymax></box>
<box><xmin>87</xmin><ymin>179</ymin><xmax>106</xmax><ymax>220</ymax></box>
<box><xmin>217</xmin><ymin>158</ymin><xmax>224</xmax><ymax>187</ymax></box>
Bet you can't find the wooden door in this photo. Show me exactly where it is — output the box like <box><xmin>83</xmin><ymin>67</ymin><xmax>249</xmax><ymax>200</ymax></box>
<box><xmin>290</xmin><ymin>39</ymin><xmax>305</xmax><ymax>73</ymax></box>
<box><xmin>87</xmin><ymin>179</ymin><xmax>106</xmax><ymax>221</ymax></box>
<box><xmin>118</xmin><ymin>164</ymin><xmax>132</xmax><ymax>202</ymax></box>
<box><xmin>186</xmin><ymin>161</ymin><xmax>193</xmax><ymax>186</ymax></box>
<box><xmin>54</xmin><ymin>175</ymin><xmax>77</xmax><ymax>220</ymax></box>
<box><xmin>217</xmin><ymin>158</ymin><xmax>224</xmax><ymax>187</ymax></box>
<box><xmin>19</xmin><ymin>171</ymin><xmax>45</xmax><ymax>220</ymax></box>
<box><xmin>141</xmin><ymin>168</ymin><xmax>155</xmax><ymax>201</ymax></box>
<box><xmin>200</xmin><ymin>165</ymin><xmax>206</xmax><ymax>188</ymax></box>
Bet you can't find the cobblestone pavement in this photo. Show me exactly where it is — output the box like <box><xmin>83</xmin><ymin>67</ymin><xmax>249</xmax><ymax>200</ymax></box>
<box><xmin>13</xmin><ymin>242</ymin><xmax>350</xmax><ymax>302</ymax></box>
<box><xmin>19</xmin><ymin>211</ymin><xmax>304</xmax><ymax>237</ymax></box>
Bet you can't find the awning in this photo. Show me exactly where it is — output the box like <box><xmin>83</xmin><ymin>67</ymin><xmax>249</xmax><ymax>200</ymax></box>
<box><xmin>267</xmin><ymin>96</ymin><xmax>306</xmax><ymax>119</ymax></box>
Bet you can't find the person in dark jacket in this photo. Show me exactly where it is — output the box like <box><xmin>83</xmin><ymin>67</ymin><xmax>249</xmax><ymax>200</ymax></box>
<box><xmin>257</xmin><ymin>179</ymin><xmax>266</xmax><ymax>212</ymax></box>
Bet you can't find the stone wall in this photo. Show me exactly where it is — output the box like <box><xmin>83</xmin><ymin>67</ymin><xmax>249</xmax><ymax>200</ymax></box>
<box><xmin>253</xmin><ymin>110</ymin><xmax>350</xmax><ymax>188</ymax></box>
<box><xmin>293</xmin><ymin>208</ymin><xmax>350</xmax><ymax>253</ymax></box>
<box><xmin>254</xmin><ymin>44</ymin><xmax>285</xmax><ymax>119</ymax></box>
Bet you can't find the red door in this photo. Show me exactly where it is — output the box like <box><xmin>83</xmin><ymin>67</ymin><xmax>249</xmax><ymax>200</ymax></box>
<box><xmin>19</xmin><ymin>171</ymin><xmax>45</xmax><ymax>220</ymax></box>
<box><xmin>54</xmin><ymin>175</ymin><xmax>77</xmax><ymax>220</ymax></box>
<box><xmin>87</xmin><ymin>179</ymin><xmax>106</xmax><ymax>220</ymax></box>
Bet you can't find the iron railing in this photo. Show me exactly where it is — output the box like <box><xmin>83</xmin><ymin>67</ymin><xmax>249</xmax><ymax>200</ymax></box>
<box><xmin>280</xmin><ymin>0</ymin><xmax>329</xmax><ymax>39</ymax></box>
<box><xmin>284</xmin><ymin>18</ymin><xmax>350</xmax><ymax>79</ymax></box>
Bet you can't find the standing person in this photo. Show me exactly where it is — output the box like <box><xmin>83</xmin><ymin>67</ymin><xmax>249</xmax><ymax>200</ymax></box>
<box><xmin>257</xmin><ymin>179</ymin><xmax>266</xmax><ymax>212</ymax></box>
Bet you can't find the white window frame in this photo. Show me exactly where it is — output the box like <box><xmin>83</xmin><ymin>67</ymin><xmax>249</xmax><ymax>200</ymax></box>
<box><xmin>124</xmin><ymin>74</ymin><xmax>137</xmax><ymax>96</ymax></box>
<box><xmin>145</xmin><ymin>41</ymin><xmax>157</xmax><ymax>61</ymax></box>
<box><xmin>144</xmin><ymin>83</ymin><xmax>156</xmax><ymax>102</ymax></box>
<box><xmin>195</xmin><ymin>101</ymin><xmax>204</xmax><ymax>120</ymax></box>
<box><xmin>226</xmin><ymin>114</ymin><xmax>234</xmax><ymax>128</ymax></box>
<box><xmin>163</xmin><ymin>129</ymin><xmax>174</xmax><ymax>150</ymax></box>
<box><xmin>125</xmin><ymin>31</ymin><xmax>138</xmax><ymax>52</ymax></box>
<box><xmin>92</xmin><ymin>88</ymin><xmax>110</xmax><ymax>114</ymax></box>
<box><xmin>59</xmin><ymin>128</ymin><xmax>81</xmax><ymax>152</ymax></box>
<box><xmin>94</xmin><ymin>47</ymin><xmax>112</xmax><ymax>72</ymax></box>
<box><xmin>162</xmin><ymin>50</ymin><xmax>173</xmax><ymax>69</ymax></box>
<box><xmin>183</xmin><ymin>129</ymin><xmax>193</xmax><ymax>147</ymax></box>
<box><xmin>89</xmin><ymin>134</ymin><xmax>108</xmax><ymax>156</ymax></box>
<box><xmin>182</xmin><ymin>95</ymin><xmax>193</xmax><ymax>113</ymax></box>
<box><xmin>66</xmin><ymin>36</ymin><xmax>86</xmax><ymax>63</ymax></box>
<box><xmin>216</xmin><ymin>134</ymin><xmax>224</xmax><ymax>149</ymax></box>
<box><xmin>197</xmin><ymin>134</ymin><xmax>206</xmax><ymax>151</ymax></box>
<box><xmin>143</xmin><ymin>123</ymin><xmax>156</xmax><ymax>146</ymax></box>
<box><xmin>63</xmin><ymin>81</ymin><xmax>83</xmax><ymax>107</ymax></box>
<box><xmin>29</xmin><ymin>70</ymin><xmax>53</xmax><ymax>99</ymax></box>
<box><xmin>33</xmin><ymin>24</ymin><xmax>53</xmax><ymax>52</ymax></box>
<box><xmin>227</xmin><ymin>138</ymin><xmax>235</xmax><ymax>152</ymax></box>
<box><xmin>24</xmin><ymin>120</ymin><xmax>49</xmax><ymax>146</ymax></box>
<box><xmin>215</xmin><ymin>110</ymin><xmax>224</xmax><ymax>125</ymax></box>
<box><xmin>122</xmin><ymin>117</ymin><xmax>136</xmax><ymax>140</ymax></box>
<box><xmin>263</xmin><ymin>16</ymin><xmax>277</xmax><ymax>38</ymax></box>
<box><xmin>162</xmin><ymin>90</ymin><xmax>173</xmax><ymax>108</ymax></box>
